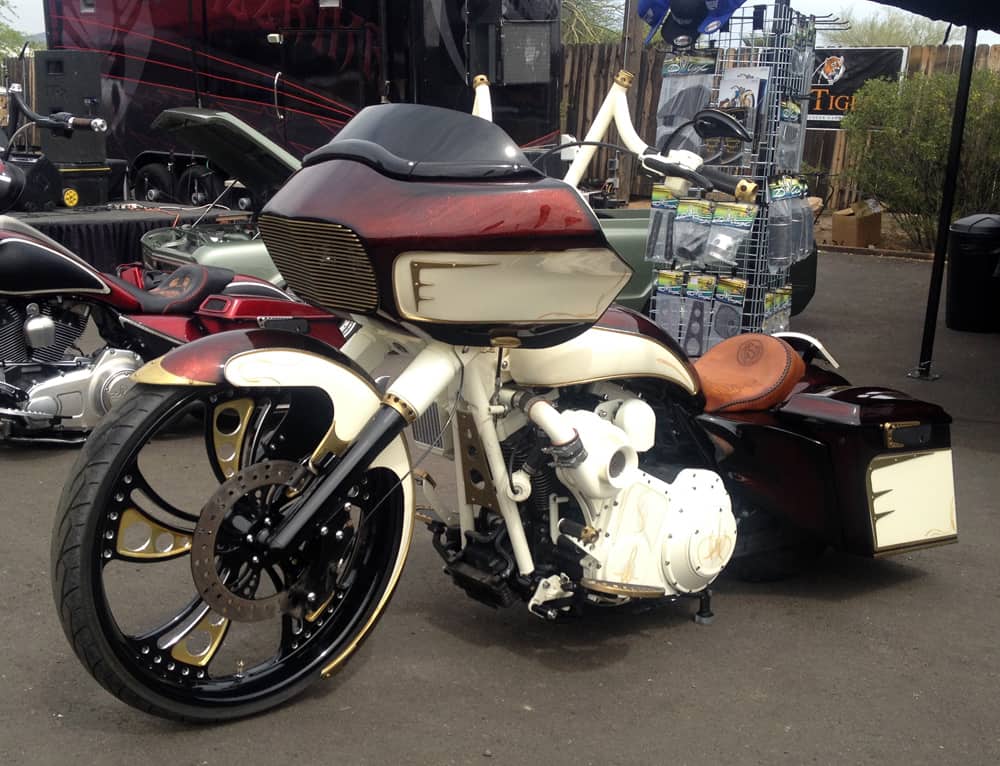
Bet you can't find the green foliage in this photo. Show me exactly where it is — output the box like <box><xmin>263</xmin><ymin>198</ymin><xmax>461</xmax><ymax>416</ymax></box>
<box><xmin>0</xmin><ymin>0</ymin><xmax>38</xmax><ymax>55</ymax></box>
<box><xmin>562</xmin><ymin>0</ymin><xmax>623</xmax><ymax>44</ymax></box>
<box><xmin>822</xmin><ymin>7</ymin><xmax>957</xmax><ymax>47</ymax></box>
<box><xmin>842</xmin><ymin>70</ymin><xmax>1000</xmax><ymax>250</ymax></box>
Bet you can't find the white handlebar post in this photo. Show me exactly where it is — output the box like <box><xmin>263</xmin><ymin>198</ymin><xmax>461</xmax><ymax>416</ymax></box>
<box><xmin>471</xmin><ymin>74</ymin><xmax>493</xmax><ymax>122</ymax></box>
<box><xmin>563</xmin><ymin>70</ymin><xmax>651</xmax><ymax>189</ymax></box>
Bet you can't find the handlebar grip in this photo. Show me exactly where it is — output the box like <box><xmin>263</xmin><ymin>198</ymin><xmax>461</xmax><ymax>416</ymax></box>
<box><xmin>68</xmin><ymin>117</ymin><xmax>108</xmax><ymax>133</ymax></box>
<box><xmin>699</xmin><ymin>166</ymin><xmax>758</xmax><ymax>202</ymax></box>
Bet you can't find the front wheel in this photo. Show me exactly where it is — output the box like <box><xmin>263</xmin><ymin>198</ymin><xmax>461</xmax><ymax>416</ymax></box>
<box><xmin>51</xmin><ymin>383</ymin><xmax>411</xmax><ymax>722</ymax></box>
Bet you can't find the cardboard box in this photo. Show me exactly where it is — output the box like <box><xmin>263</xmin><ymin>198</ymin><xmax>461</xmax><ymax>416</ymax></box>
<box><xmin>832</xmin><ymin>200</ymin><xmax>882</xmax><ymax>248</ymax></box>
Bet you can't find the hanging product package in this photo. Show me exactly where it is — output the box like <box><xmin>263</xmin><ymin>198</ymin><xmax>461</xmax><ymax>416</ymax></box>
<box><xmin>776</xmin><ymin>99</ymin><xmax>804</xmax><ymax>172</ymax></box>
<box><xmin>673</xmin><ymin>199</ymin><xmax>714</xmax><ymax>265</ymax></box>
<box><xmin>709</xmin><ymin>277</ymin><xmax>747</xmax><ymax>346</ymax></box>
<box><xmin>645</xmin><ymin>185</ymin><xmax>680</xmax><ymax>263</ymax></box>
<box><xmin>715</xmin><ymin>66</ymin><xmax>770</xmax><ymax>165</ymax></box>
<box><xmin>654</xmin><ymin>53</ymin><xmax>716</xmax><ymax>154</ymax></box>
<box><xmin>653</xmin><ymin>269</ymin><xmax>686</xmax><ymax>339</ymax></box>
<box><xmin>766</xmin><ymin>176</ymin><xmax>809</xmax><ymax>274</ymax></box>
<box><xmin>704</xmin><ymin>202</ymin><xmax>759</xmax><ymax>268</ymax></box>
<box><xmin>681</xmin><ymin>274</ymin><xmax>717</xmax><ymax>358</ymax></box>
<box><xmin>794</xmin><ymin>196</ymin><xmax>816</xmax><ymax>263</ymax></box>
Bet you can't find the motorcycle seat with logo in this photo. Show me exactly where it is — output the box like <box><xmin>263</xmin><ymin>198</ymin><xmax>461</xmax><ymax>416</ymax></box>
<box><xmin>107</xmin><ymin>264</ymin><xmax>235</xmax><ymax>314</ymax></box>
<box><xmin>693</xmin><ymin>334</ymin><xmax>805</xmax><ymax>413</ymax></box>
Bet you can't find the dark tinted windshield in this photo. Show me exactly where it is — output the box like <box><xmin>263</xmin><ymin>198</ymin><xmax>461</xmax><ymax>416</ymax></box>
<box><xmin>303</xmin><ymin>103</ymin><xmax>542</xmax><ymax>181</ymax></box>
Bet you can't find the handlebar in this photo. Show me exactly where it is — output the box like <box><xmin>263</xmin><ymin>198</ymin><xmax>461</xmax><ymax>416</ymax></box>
<box><xmin>7</xmin><ymin>88</ymin><xmax>107</xmax><ymax>133</ymax></box>
<box><xmin>698</xmin><ymin>165</ymin><xmax>758</xmax><ymax>203</ymax></box>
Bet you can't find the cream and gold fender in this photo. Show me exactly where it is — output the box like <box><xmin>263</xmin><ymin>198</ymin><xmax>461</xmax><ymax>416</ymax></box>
<box><xmin>505</xmin><ymin>324</ymin><xmax>699</xmax><ymax>395</ymax></box>
<box><xmin>131</xmin><ymin>329</ymin><xmax>415</xmax><ymax>671</ymax></box>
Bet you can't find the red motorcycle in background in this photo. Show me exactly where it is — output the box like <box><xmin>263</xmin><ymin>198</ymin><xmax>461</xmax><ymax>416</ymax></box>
<box><xmin>0</xmin><ymin>85</ymin><xmax>345</xmax><ymax>443</ymax></box>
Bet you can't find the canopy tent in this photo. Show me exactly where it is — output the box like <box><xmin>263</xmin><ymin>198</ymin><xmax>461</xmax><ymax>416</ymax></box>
<box><xmin>873</xmin><ymin>2</ymin><xmax>1000</xmax><ymax>33</ymax></box>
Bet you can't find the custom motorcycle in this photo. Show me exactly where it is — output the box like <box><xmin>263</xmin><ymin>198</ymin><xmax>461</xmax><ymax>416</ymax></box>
<box><xmin>0</xmin><ymin>85</ymin><xmax>345</xmax><ymax>443</ymax></box>
<box><xmin>51</xmin><ymin>72</ymin><xmax>957</xmax><ymax>721</ymax></box>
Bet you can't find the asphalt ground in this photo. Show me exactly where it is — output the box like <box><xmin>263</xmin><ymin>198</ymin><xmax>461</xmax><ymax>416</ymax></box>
<box><xmin>1</xmin><ymin>251</ymin><xmax>997</xmax><ymax>765</ymax></box>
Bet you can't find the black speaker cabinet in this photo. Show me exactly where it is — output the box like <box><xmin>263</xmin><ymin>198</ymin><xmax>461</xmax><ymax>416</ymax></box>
<box><xmin>33</xmin><ymin>50</ymin><xmax>106</xmax><ymax>164</ymax></box>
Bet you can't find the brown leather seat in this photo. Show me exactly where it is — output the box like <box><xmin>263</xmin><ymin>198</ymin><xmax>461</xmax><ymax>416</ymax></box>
<box><xmin>693</xmin><ymin>334</ymin><xmax>805</xmax><ymax>413</ymax></box>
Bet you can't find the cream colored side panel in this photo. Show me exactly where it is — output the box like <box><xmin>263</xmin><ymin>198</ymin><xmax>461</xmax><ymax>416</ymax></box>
<box><xmin>393</xmin><ymin>250</ymin><xmax>631</xmax><ymax>323</ymax></box>
<box><xmin>867</xmin><ymin>449</ymin><xmax>957</xmax><ymax>552</ymax></box>
<box><xmin>506</xmin><ymin>327</ymin><xmax>698</xmax><ymax>394</ymax></box>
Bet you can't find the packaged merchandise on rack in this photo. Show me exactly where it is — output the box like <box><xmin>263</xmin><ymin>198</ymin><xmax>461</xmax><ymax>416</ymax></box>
<box><xmin>766</xmin><ymin>176</ymin><xmax>810</xmax><ymax>273</ymax></box>
<box><xmin>708</xmin><ymin>277</ymin><xmax>747</xmax><ymax>346</ymax></box>
<box><xmin>680</xmin><ymin>273</ymin><xmax>717</xmax><ymax>358</ymax></box>
<box><xmin>654</xmin><ymin>53</ymin><xmax>716</xmax><ymax>154</ymax></box>
<box><xmin>645</xmin><ymin>185</ymin><xmax>680</xmax><ymax>262</ymax></box>
<box><xmin>653</xmin><ymin>269</ymin><xmax>686</xmax><ymax>338</ymax></box>
<box><xmin>776</xmin><ymin>99</ymin><xmax>804</xmax><ymax>172</ymax></box>
<box><xmin>705</xmin><ymin>202</ymin><xmax>759</xmax><ymax>267</ymax></box>
<box><xmin>673</xmin><ymin>199</ymin><xmax>715</xmax><ymax>265</ymax></box>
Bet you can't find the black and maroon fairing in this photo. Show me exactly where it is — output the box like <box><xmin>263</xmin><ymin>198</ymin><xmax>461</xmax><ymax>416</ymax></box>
<box><xmin>699</xmin><ymin>383</ymin><xmax>952</xmax><ymax>555</ymax></box>
<box><xmin>260</xmin><ymin>103</ymin><xmax>625</xmax><ymax>349</ymax></box>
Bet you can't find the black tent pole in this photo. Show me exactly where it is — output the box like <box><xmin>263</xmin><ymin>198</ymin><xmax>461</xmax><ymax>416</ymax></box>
<box><xmin>911</xmin><ymin>25</ymin><xmax>978</xmax><ymax>380</ymax></box>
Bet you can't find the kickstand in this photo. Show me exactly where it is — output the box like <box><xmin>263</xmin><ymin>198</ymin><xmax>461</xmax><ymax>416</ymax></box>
<box><xmin>693</xmin><ymin>589</ymin><xmax>714</xmax><ymax>626</ymax></box>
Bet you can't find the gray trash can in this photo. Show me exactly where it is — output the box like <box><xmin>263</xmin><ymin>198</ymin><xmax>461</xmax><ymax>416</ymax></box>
<box><xmin>946</xmin><ymin>214</ymin><xmax>1000</xmax><ymax>332</ymax></box>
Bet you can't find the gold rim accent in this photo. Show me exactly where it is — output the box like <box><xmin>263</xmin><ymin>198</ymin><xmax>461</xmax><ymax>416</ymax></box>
<box><xmin>580</xmin><ymin>578</ymin><xmax>665</xmax><ymax>599</ymax></box>
<box><xmin>131</xmin><ymin>357</ymin><xmax>214</xmax><ymax>386</ymax></box>
<box><xmin>211</xmin><ymin>398</ymin><xmax>256</xmax><ymax>479</ymax></box>
<box><xmin>473</xmin><ymin>74</ymin><xmax>490</xmax><ymax>87</ymax></box>
<box><xmin>383</xmin><ymin>393</ymin><xmax>418</xmax><ymax>424</ymax></box>
<box><xmin>305</xmin><ymin>593</ymin><xmax>336</xmax><ymax>623</ymax></box>
<box><xmin>615</xmin><ymin>70</ymin><xmax>635</xmax><ymax>88</ymax></box>
<box><xmin>115</xmin><ymin>507</ymin><xmax>192</xmax><ymax>560</ymax></box>
<box><xmin>169</xmin><ymin>612</ymin><xmax>230</xmax><ymax>667</ymax></box>
<box><xmin>62</xmin><ymin>188</ymin><xmax>79</xmax><ymax>207</ymax></box>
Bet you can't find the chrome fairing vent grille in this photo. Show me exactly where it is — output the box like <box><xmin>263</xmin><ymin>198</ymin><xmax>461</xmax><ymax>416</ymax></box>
<box><xmin>258</xmin><ymin>214</ymin><xmax>378</xmax><ymax>313</ymax></box>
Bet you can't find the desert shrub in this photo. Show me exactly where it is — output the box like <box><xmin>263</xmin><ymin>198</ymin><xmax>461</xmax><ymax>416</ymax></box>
<box><xmin>842</xmin><ymin>70</ymin><xmax>1000</xmax><ymax>250</ymax></box>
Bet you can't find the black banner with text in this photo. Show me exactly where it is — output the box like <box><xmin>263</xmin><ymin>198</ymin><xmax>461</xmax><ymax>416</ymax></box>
<box><xmin>808</xmin><ymin>47</ymin><xmax>906</xmax><ymax>129</ymax></box>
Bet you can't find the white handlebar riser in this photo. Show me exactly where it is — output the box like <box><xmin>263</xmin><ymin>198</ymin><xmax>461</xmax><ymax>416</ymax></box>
<box><xmin>611</xmin><ymin>87</ymin><xmax>650</xmax><ymax>156</ymax></box>
<box><xmin>472</xmin><ymin>80</ymin><xmax>493</xmax><ymax>122</ymax></box>
<box><xmin>563</xmin><ymin>82</ymin><xmax>623</xmax><ymax>188</ymax></box>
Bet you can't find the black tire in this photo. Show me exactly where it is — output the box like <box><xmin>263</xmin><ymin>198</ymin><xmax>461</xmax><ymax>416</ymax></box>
<box><xmin>51</xmin><ymin>383</ymin><xmax>409</xmax><ymax>722</ymax></box>
<box><xmin>177</xmin><ymin>165</ymin><xmax>225</xmax><ymax>206</ymax></box>
<box><xmin>132</xmin><ymin>163</ymin><xmax>174</xmax><ymax>203</ymax></box>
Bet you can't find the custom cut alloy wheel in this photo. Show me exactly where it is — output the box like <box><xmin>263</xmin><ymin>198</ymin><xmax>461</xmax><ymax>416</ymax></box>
<box><xmin>51</xmin><ymin>384</ymin><xmax>410</xmax><ymax>722</ymax></box>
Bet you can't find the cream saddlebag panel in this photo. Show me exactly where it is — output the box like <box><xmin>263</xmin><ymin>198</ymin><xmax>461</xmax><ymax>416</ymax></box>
<box><xmin>867</xmin><ymin>448</ymin><xmax>957</xmax><ymax>553</ymax></box>
<box><xmin>505</xmin><ymin>326</ymin><xmax>698</xmax><ymax>394</ymax></box>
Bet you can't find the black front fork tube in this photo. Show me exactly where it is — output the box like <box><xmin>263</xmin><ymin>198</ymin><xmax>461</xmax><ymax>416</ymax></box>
<box><xmin>266</xmin><ymin>404</ymin><xmax>408</xmax><ymax>553</ymax></box>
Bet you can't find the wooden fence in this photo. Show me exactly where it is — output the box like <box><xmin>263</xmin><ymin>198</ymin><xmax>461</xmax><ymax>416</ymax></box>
<box><xmin>562</xmin><ymin>43</ymin><xmax>1000</xmax><ymax>203</ymax></box>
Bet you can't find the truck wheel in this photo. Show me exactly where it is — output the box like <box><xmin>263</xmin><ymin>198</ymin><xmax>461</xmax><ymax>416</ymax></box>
<box><xmin>133</xmin><ymin>163</ymin><xmax>174</xmax><ymax>203</ymax></box>
<box><xmin>177</xmin><ymin>165</ymin><xmax>224</xmax><ymax>206</ymax></box>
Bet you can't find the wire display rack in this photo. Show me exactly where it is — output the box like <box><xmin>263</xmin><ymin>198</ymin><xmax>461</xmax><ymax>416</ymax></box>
<box><xmin>648</xmin><ymin>0</ymin><xmax>816</xmax><ymax>350</ymax></box>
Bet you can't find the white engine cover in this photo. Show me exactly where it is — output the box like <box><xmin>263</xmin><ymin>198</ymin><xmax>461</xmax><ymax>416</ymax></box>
<box><xmin>582</xmin><ymin>468</ymin><xmax>737</xmax><ymax>595</ymax></box>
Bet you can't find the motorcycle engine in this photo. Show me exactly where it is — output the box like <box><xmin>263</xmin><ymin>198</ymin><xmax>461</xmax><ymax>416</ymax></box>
<box><xmin>552</xmin><ymin>392</ymin><xmax>737</xmax><ymax>596</ymax></box>
<box><xmin>0</xmin><ymin>300</ymin><xmax>88</xmax><ymax>364</ymax></box>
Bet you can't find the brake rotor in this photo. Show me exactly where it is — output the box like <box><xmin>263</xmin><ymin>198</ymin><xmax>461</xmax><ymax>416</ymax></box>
<box><xmin>191</xmin><ymin>459</ymin><xmax>303</xmax><ymax>623</ymax></box>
